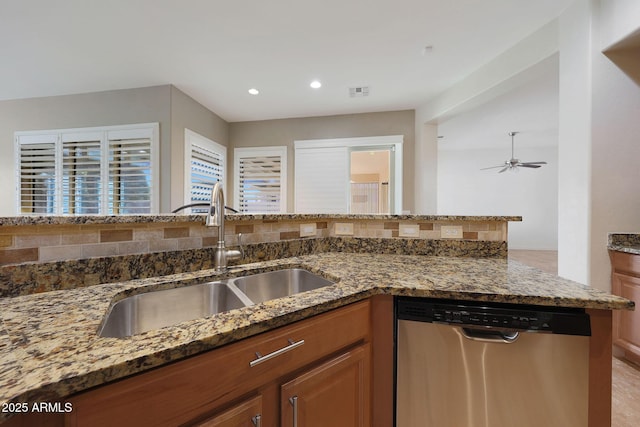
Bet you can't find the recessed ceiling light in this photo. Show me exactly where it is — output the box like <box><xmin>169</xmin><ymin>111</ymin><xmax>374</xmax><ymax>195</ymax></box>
<box><xmin>248</xmin><ymin>88</ymin><xmax>259</xmax><ymax>95</ymax></box>
<box><xmin>310</xmin><ymin>80</ymin><xmax>322</xmax><ymax>89</ymax></box>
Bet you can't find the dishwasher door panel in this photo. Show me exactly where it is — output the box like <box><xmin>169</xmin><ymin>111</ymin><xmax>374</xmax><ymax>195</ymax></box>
<box><xmin>396</xmin><ymin>320</ymin><xmax>589</xmax><ymax>427</ymax></box>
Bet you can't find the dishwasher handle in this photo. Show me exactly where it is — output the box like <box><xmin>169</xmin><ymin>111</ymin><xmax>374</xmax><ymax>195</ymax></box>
<box><xmin>460</xmin><ymin>327</ymin><xmax>520</xmax><ymax>343</ymax></box>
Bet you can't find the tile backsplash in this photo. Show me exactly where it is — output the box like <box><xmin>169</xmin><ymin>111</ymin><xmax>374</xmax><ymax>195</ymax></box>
<box><xmin>0</xmin><ymin>217</ymin><xmax>508</xmax><ymax>266</ymax></box>
<box><xmin>0</xmin><ymin>215</ymin><xmax>516</xmax><ymax>297</ymax></box>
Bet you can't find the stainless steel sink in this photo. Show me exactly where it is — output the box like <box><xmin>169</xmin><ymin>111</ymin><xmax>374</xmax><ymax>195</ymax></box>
<box><xmin>99</xmin><ymin>281</ymin><xmax>250</xmax><ymax>338</ymax></box>
<box><xmin>229</xmin><ymin>268</ymin><xmax>334</xmax><ymax>304</ymax></box>
<box><xmin>99</xmin><ymin>269</ymin><xmax>334</xmax><ymax>338</ymax></box>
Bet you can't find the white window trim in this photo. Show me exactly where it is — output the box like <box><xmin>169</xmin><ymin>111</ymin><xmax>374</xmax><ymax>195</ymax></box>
<box><xmin>15</xmin><ymin>123</ymin><xmax>159</xmax><ymax>214</ymax></box>
<box><xmin>234</xmin><ymin>146</ymin><xmax>288</xmax><ymax>213</ymax></box>
<box><xmin>184</xmin><ymin>129</ymin><xmax>227</xmax><ymax>213</ymax></box>
<box><xmin>294</xmin><ymin>135</ymin><xmax>403</xmax><ymax>214</ymax></box>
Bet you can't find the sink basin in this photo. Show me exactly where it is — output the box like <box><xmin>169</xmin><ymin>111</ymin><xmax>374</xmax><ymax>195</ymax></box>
<box><xmin>99</xmin><ymin>269</ymin><xmax>334</xmax><ymax>338</ymax></box>
<box><xmin>229</xmin><ymin>268</ymin><xmax>334</xmax><ymax>304</ymax></box>
<box><xmin>99</xmin><ymin>281</ymin><xmax>249</xmax><ymax>338</ymax></box>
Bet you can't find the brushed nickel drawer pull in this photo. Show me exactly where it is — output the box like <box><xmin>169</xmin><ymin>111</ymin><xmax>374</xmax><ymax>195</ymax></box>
<box><xmin>249</xmin><ymin>339</ymin><xmax>305</xmax><ymax>367</ymax></box>
<box><xmin>289</xmin><ymin>396</ymin><xmax>298</xmax><ymax>427</ymax></box>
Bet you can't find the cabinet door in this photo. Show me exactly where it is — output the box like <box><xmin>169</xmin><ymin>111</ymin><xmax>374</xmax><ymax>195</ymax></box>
<box><xmin>612</xmin><ymin>272</ymin><xmax>640</xmax><ymax>357</ymax></box>
<box><xmin>281</xmin><ymin>344</ymin><xmax>370</xmax><ymax>427</ymax></box>
<box><xmin>192</xmin><ymin>395</ymin><xmax>262</xmax><ymax>427</ymax></box>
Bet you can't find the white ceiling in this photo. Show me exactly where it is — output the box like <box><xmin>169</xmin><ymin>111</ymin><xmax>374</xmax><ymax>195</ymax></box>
<box><xmin>438</xmin><ymin>53</ymin><xmax>560</xmax><ymax>151</ymax></box>
<box><xmin>0</xmin><ymin>0</ymin><xmax>572</xmax><ymax>123</ymax></box>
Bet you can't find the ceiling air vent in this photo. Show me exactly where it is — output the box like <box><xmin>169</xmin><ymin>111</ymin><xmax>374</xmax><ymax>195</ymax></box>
<box><xmin>349</xmin><ymin>86</ymin><xmax>370</xmax><ymax>97</ymax></box>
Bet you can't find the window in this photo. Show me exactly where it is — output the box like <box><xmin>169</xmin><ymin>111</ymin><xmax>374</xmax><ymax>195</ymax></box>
<box><xmin>234</xmin><ymin>146</ymin><xmax>287</xmax><ymax>213</ymax></box>
<box><xmin>294</xmin><ymin>136</ymin><xmax>403</xmax><ymax>214</ymax></box>
<box><xmin>16</xmin><ymin>123</ymin><xmax>159</xmax><ymax>215</ymax></box>
<box><xmin>184</xmin><ymin>129</ymin><xmax>226</xmax><ymax>214</ymax></box>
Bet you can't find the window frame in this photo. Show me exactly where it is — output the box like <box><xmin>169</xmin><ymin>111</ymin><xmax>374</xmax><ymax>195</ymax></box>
<box><xmin>293</xmin><ymin>135</ymin><xmax>403</xmax><ymax>214</ymax></box>
<box><xmin>15</xmin><ymin>123</ymin><xmax>159</xmax><ymax>215</ymax></box>
<box><xmin>233</xmin><ymin>146</ymin><xmax>288</xmax><ymax>213</ymax></box>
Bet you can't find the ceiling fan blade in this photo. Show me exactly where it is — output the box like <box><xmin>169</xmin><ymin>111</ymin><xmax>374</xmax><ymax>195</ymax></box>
<box><xmin>480</xmin><ymin>164</ymin><xmax>507</xmax><ymax>170</ymax></box>
<box><xmin>520</xmin><ymin>161</ymin><xmax>547</xmax><ymax>165</ymax></box>
<box><xmin>518</xmin><ymin>164</ymin><xmax>542</xmax><ymax>168</ymax></box>
<box><xmin>498</xmin><ymin>166</ymin><xmax>509</xmax><ymax>173</ymax></box>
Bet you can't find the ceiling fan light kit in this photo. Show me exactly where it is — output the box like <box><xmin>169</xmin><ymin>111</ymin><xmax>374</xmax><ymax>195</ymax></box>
<box><xmin>481</xmin><ymin>131</ymin><xmax>547</xmax><ymax>173</ymax></box>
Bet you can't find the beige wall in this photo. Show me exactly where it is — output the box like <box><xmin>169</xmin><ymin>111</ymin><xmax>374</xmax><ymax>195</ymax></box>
<box><xmin>0</xmin><ymin>85</ymin><xmax>231</xmax><ymax>215</ymax></box>
<box><xmin>229</xmin><ymin>110</ymin><xmax>415</xmax><ymax>213</ymax></box>
<box><xmin>169</xmin><ymin>86</ymin><xmax>229</xmax><ymax>212</ymax></box>
<box><xmin>0</xmin><ymin>85</ymin><xmax>172</xmax><ymax>215</ymax></box>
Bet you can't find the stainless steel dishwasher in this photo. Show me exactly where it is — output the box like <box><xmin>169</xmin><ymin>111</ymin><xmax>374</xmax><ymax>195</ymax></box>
<box><xmin>395</xmin><ymin>297</ymin><xmax>591</xmax><ymax>427</ymax></box>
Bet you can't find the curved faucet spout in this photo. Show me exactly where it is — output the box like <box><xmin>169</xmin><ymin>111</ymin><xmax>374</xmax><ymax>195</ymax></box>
<box><xmin>206</xmin><ymin>182</ymin><xmax>224</xmax><ymax>233</ymax></box>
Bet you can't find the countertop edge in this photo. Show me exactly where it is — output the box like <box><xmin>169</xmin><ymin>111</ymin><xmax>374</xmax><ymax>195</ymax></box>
<box><xmin>0</xmin><ymin>214</ymin><xmax>523</xmax><ymax>227</ymax></box>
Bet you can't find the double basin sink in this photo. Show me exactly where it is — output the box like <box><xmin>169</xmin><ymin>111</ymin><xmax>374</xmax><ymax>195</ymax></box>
<box><xmin>99</xmin><ymin>269</ymin><xmax>334</xmax><ymax>338</ymax></box>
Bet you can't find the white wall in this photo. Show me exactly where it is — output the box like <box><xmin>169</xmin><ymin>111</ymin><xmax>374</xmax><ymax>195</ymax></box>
<box><xmin>588</xmin><ymin>0</ymin><xmax>640</xmax><ymax>291</ymax></box>
<box><xmin>438</xmin><ymin>146</ymin><xmax>558</xmax><ymax>249</ymax></box>
<box><xmin>434</xmin><ymin>51</ymin><xmax>560</xmax><ymax>250</ymax></box>
<box><xmin>557</xmin><ymin>0</ymin><xmax>594</xmax><ymax>285</ymax></box>
<box><xmin>414</xmin><ymin>21</ymin><xmax>561</xmax><ymax>217</ymax></box>
<box><xmin>557</xmin><ymin>0</ymin><xmax>640</xmax><ymax>291</ymax></box>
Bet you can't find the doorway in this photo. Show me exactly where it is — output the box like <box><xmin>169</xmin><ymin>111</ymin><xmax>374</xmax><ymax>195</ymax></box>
<box><xmin>349</xmin><ymin>147</ymin><xmax>393</xmax><ymax>214</ymax></box>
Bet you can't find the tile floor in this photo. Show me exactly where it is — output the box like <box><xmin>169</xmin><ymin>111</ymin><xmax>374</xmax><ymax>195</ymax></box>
<box><xmin>509</xmin><ymin>249</ymin><xmax>640</xmax><ymax>426</ymax></box>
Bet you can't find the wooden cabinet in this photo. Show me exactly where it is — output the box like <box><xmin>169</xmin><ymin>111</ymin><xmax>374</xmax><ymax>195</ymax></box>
<box><xmin>281</xmin><ymin>344</ymin><xmax>370</xmax><ymax>427</ymax></box>
<box><xmin>60</xmin><ymin>300</ymin><xmax>372</xmax><ymax>427</ymax></box>
<box><xmin>194</xmin><ymin>395</ymin><xmax>262</xmax><ymax>427</ymax></box>
<box><xmin>610</xmin><ymin>250</ymin><xmax>640</xmax><ymax>365</ymax></box>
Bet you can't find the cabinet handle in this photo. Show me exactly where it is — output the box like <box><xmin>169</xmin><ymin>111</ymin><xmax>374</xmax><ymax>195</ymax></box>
<box><xmin>249</xmin><ymin>339</ymin><xmax>305</xmax><ymax>367</ymax></box>
<box><xmin>252</xmin><ymin>414</ymin><xmax>261</xmax><ymax>427</ymax></box>
<box><xmin>289</xmin><ymin>396</ymin><xmax>298</xmax><ymax>427</ymax></box>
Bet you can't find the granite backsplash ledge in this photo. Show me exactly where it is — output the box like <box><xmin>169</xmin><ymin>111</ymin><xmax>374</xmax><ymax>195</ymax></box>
<box><xmin>0</xmin><ymin>237</ymin><xmax>507</xmax><ymax>297</ymax></box>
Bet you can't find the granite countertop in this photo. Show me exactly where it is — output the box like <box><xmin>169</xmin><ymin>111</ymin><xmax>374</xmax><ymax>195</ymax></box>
<box><xmin>0</xmin><ymin>252</ymin><xmax>633</xmax><ymax>416</ymax></box>
<box><xmin>608</xmin><ymin>233</ymin><xmax>640</xmax><ymax>256</ymax></box>
<box><xmin>0</xmin><ymin>213</ymin><xmax>522</xmax><ymax>227</ymax></box>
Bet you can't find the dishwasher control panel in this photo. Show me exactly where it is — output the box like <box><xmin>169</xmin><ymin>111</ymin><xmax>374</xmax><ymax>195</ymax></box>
<box><xmin>432</xmin><ymin>308</ymin><xmax>552</xmax><ymax>331</ymax></box>
<box><xmin>396</xmin><ymin>297</ymin><xmax>591</xmax><ymax>336</ymax></box>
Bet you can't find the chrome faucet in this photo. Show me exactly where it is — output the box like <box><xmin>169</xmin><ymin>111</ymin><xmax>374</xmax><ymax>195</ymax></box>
<box><xmin>206</xmin><ymin>182</ymin><xmax>243</xmax><ymax>272</ymax></box>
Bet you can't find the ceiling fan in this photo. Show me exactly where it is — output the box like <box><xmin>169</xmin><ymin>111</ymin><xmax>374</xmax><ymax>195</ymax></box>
<box><xmin>481</xmin><ymin>131</ymin><xmax>547</xmax><ymax>173</ymax></box>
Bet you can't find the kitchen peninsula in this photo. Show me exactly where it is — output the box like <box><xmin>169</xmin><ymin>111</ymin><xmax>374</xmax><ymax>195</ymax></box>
<box><xmin>0</xmin><ymin>214</ymin><xmax>633</xmax><ymax>426</ymax></box>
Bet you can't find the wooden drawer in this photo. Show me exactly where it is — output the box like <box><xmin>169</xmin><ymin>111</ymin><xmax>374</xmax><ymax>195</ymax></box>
<box><xmin>66</xmin><ymin>300</ymin><xmax>370</xmax><ymax>427</ymax></box>
<box><xmin>610</xmin><ymin>250</ymin><xmax>640</xmax><ymax>277</ymax></box>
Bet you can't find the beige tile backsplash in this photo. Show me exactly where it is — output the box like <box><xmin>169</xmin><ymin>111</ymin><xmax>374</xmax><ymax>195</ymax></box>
<box><xmin>0</xmin><ymin>218</ymin><xmax>507</xmax><ymax>266</ymax></box>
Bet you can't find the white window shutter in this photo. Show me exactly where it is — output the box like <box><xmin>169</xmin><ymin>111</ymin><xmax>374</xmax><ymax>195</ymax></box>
<box><xmin>16</xmin><ymin>123</ymin><xmax>159</xmax><ymax>215</ymax></box>
<box><xmin>16</xmin><ymin>134</ymin><xmax>58</xmax><ymax>214</ymax></box>
<box><xmin>185</xmin><ymin>129</ymin><xmax>226</xmax><ymax>214</ymax></box>
<box><xmin>295</xmin><ymin>146</ymin><xmax>349</xmax><ymax>214</ymax></box>
<box><xmin>234</xmin><ymin>147</ymin><xmax>287</xmax><ymax>213</ymax></box>
<box><xmin>61</xmin><ymin>132</ymin><xmax>102</xmax><ymax>214</ymax></box>
<box><xmin>107</xmin><ymin>135</ymin><xmax>153</xmax><ymax>215</ymax></box>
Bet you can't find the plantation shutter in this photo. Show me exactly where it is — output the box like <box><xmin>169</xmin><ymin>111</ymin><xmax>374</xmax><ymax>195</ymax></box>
<box><xmin>294</xmin><ymin>146</ymin><xmax>349</xmax><ymax>214</ymax></box>
<box><xmin>16</xmin><ymin>134</ymin><xmax>58</xmax><ymax>214</ymax></box>
<box><xmin>61</xmin><ymin>132</ymin><xmax>102</xmax><ymax>214</ymax></box>
<box><xmin>107</xmin><ymin>128</ymin><xmax>155</xmax><ymax>215</ymax></box>
<box><xmin>15</xmin><ymin>123</ymin><xmax>158</xmax><ymax>215</ymax></box>
<box><xmin>185</xmin><ymin>130</ymin><xmax>226</xmax><ymax>214</ymax></box>
<box><xmin>234</xmin><ymin>147</ymin><xmax>287</xmax><ymax>213</ymax></box>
